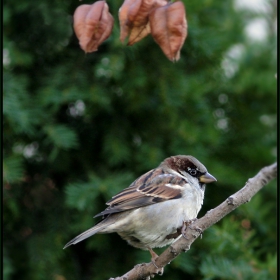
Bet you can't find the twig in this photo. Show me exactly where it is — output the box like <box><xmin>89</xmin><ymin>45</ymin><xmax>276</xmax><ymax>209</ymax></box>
<box><xmin>109</xmin><ymin>162</ymin><xmax>277</xmax><ymax>280</ymax></box>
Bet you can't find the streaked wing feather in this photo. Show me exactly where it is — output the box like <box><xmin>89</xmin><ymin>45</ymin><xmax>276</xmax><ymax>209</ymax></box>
<box><xmin>94</xmin><ymin>168</ymin><xmax>187</xmax><ymax>217</ymax></box>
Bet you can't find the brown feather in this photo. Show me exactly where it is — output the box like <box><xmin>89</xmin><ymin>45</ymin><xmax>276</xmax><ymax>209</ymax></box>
<box><xmin>94</xmin><ymin>168</ymin><xmax>186</xmax><ymax>217</ymax></box>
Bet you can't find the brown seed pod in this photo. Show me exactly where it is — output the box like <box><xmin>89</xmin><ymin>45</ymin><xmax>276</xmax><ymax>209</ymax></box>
<box><xmin>154</xmin><ymin>0</ymin><xmax>169</xmax><ymax>6</ymax></box>
<box><xmin>73</xmin><ymin>1</ymin><xmax>114</xmax><ymax>53</ymax></box>
<box><xmin>119</xmin><ymin>0</ymin><xmax>142</xmax><ymax>42</ymax></box>
<box><xmin>94</xmin><ymin>3</ymin><xmax>114</xmax><ymax>48</ymax></box>
<box><xmin>119</xmin><ymin>0</ymin><xmax>168</xmax><ymax>45</ymax></box>
<box><xmin>73</xmin><ymin>5</ymin><xmax>92</xmax><ymax>41</ymax></box>
<box><xmin>127</xmin><ymin>23</ymin><xmax>151</xmax><ymax>46</ymax></box>
<box><xmin>127</xmin><ymin>0</ymin><xmax>154</xmax><ymax>26</ymax></box>
<box><xmin>149</xmin><ymin>1</ymin><xmax>187</xmax><ymax>61</ymax></box>
<box><xmin>127</xmin><ymin>0</ymin><xmax>168</xmax><ymax>46</ymax></box>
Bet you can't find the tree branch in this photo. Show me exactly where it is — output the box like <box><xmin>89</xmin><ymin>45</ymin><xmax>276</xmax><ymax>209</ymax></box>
<box><xmin>109</xmin><ymin>162</ymin><xmax>277</xmax><ymax>280</ymax></box>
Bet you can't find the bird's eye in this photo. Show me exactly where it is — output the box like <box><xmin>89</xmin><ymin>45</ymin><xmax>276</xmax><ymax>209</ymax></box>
<box><xmin>189</xmin><ymin>169</ymin><xmax>197</xmax><ymax>176</ymax></box>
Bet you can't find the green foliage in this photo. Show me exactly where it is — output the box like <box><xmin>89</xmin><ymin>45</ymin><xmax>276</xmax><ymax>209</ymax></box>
<box><xmin>3</xmin><ymin>156</ymin><xmax>24</xmax><ymax>183</ymax></box>
<box><xmin>200</xmin><ymin>256</ymin><xmax>274</xmax><ymax>280</ymax></box>
<box><xmin>3</xmin><ymin>248</ymin><xmax>14</xmax><ymax>280</ymax></box>
<box><xmin>3</xmin><ymin>0</ymin><xmax>277</xmax><ymax>279</ymax></box>
<box><xmin>44</xmin><ymin>124</ymin><xmax>79</xmax><ymax>149</ymax></box>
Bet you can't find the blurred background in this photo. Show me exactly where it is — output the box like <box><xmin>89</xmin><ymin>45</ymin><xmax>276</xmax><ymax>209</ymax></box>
<box><xmin>3</xmin><ymin>0</ymin><xmax>277</xmax><ymax>279</ymax></box>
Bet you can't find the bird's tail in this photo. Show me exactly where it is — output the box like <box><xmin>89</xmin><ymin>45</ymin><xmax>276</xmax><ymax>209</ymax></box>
<box><xmin>63</xmin><ymin>222</ymin><xmax>107</xmax><ymax>249</ymax></box>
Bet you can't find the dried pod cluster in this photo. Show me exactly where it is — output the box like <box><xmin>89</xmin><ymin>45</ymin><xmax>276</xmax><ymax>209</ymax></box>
<box><xmin>73</xmin><ymin>0</ymin><xmax>187</xmax><ymax>61</ymax></box>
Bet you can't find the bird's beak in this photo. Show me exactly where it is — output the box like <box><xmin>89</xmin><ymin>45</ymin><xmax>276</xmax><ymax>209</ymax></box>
<box><xmin>199</xmin><ymin>172</ymin><xmax>217</xmax><ymax>183</ymax></box>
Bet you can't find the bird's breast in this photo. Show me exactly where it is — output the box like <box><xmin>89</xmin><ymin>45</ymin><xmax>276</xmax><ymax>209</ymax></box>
<box><xmin>102</xmin><ymin>184</ymin><xmax>205</xmax><ymax>249</ymax></box>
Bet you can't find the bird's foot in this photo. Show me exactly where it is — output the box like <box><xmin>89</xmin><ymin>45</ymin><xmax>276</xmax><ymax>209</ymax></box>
<box><xmin>189</xmin><ymin>225</ymin><xmax>203</xmax><ymax>238</ymax></box>
<box><xmin>187</xmin><ymin>218</ymin><xmax>198</xmax><ymax>224</ymax></box>
<box><xmin>148</xmin><ymin>248</ymin><xmax>164</xmax><ymax>275</ymax></box>
<box><xmin>181</xmin><ymin>219</ymin><xmax>201</xmax><ymax>239</ymax></box>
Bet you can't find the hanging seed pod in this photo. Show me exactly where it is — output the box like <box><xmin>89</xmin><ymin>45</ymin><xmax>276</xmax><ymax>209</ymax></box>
<box><xmin>150</xmin><ymin>1</ymin><xmax>187</xmax><ymax>61</ymax></box>
<box><xmin>119</xmin><ymin>0</ymin><xmax>142</xmax><ymax>42</ymax></box>
<box><xmin>128</xmin><ymin>0</ymin><xmax>168</xmax><ymax>46</ymax></box>
<box><xmin>94</xmin><ymin>3</ymin><xmax>114</xmax><ymax>48</ymax></box>
<box><xmin>73</xmin><ymin>1</ymin><xmax>114</xmax><ymax>53</ymax></box>
<box><xmin>73</xmin><ymin>5</ymin><xmax>92</xmax><ymax>42</ymax></box>
<box><xmin>127</xmin><ymin>23</ymin><xmax>151</xmax><ymax>45</ymax></box>
<box><xmin>119</xmin><ymin>0</ymin><xmax>168</xmax><ymax>45</ymax></box>
<box><xmin>154</xmin><ymin>0</ymin><xmax>169</xmax><ymax>6</ymax></box>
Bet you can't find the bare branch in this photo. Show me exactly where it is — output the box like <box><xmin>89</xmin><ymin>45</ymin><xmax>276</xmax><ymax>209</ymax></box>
<box><xmin>109</xmin><ymin>162</ymin><xmax>277</xmax><ymax>280</ymax></box>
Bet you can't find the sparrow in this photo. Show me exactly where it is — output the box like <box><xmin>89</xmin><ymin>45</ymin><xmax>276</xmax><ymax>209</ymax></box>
<box><xmin>64</xmin><ymin>155</ymin><xmax>216</xmax><ymax>261</ymax></box>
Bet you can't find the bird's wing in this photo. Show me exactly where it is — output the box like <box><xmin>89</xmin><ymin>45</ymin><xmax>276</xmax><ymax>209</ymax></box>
<box><xmin>94</xmin><ymin>168</ymin><xmax>187</xmax><ymax>217</ymax></box>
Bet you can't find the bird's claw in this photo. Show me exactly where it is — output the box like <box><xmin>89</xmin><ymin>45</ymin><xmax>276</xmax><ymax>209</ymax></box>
<box><xmin>181</xmin><ymin>219</ymin><xmax>202</xmax><ymax>239</ymax></box>
<box><xmin>150</xmin><ymin>260</ymin><xmax>164</xmax><ymax>276</ymax></box>
<box><xmin>148</xmin><ymin>248</ymin><xmax>164</xmax><ymax>275</ymax></box>
<box><xmin>189</xmin><ymin>226</ymin><xmax>203</xmax><ymax>236</ymax></box>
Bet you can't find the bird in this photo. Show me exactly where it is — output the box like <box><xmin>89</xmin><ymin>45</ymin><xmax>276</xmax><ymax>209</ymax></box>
<box><xmin>64</xmin><ymin>155</ymin><xmax>216</xmax><ymax>262</ymax></box>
